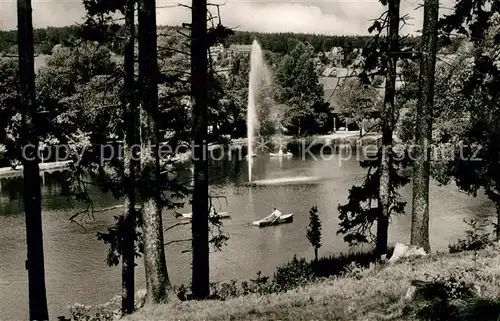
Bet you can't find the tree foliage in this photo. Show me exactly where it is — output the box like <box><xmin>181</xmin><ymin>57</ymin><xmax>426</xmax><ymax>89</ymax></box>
<box><xmin>337</xmin><ymin>152</ymin><xmax>411</xmax><ymax>247</ymax></box>
<box><xmin>432</xmin><ymin>13</ymin><xmax>500</xmax><ymax>239</ymax></box>
<box><xmin>274</xmin><ymin>42</ymin><xmax>332</xmax><ymax>135</ymax></box>
<box><xmin>306</xmin><ymin>206</ymin><xmax>322</xmax><ymax>261</ymax></box>
<box><xmin>0</xmin><ymin>58</ymin><xmax>20</xmax><ymax>166</ymax></box>
<box><xmin>335</xmin><ymin>76</ymin><xmax>383</xmax><ymax>127</ymax></box>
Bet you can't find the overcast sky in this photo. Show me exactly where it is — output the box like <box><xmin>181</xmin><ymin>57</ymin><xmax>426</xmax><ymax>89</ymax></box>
<box><xmin>1</xmin><ymin>0</ymin><xmax>454</xmax><ymax>35</ymax></box>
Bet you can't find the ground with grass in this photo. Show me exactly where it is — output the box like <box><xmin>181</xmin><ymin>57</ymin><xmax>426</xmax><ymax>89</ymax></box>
<box><xmin>124</xmin><ymin>245</ymin><xmax>500</xmax><ymax>321</ymax></box>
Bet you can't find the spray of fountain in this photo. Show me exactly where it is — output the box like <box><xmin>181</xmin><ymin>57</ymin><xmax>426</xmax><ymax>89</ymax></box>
<box><xmin>247</xmin><ymin>40</ymin><xmax>272</xmax><ymax>183</ymax></box>
<box><xmin>245</xmin><ymin>41</ymin><xmax>321</xmax><ymax>187</ymax></box>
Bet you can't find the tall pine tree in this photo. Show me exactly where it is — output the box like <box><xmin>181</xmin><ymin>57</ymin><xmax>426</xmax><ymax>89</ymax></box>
<box><xmin>411</xmin><ymin>0</ymin><xmax>439</xmax><ymax>253</ymax></box>
<box><xmin>191</xmin><ymin>0</ymin><xmax>210</xmax><ymax>300</ymax></box>
<box><xmin>377</xmin><ymin>0</ymin><xmax>400</xmax><ymax>256</ymax></box>
<box><xmin>17</xmin><ymin>0</ymin><xmax>50</xmax><ymax>318</ymax></box>
<box><xmin>138</xmin><ymin>0</ymin><xmax>173</xmax><ymax>303</ymax></box>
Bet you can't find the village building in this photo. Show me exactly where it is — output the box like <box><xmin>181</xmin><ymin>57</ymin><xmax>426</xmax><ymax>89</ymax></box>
<box><xmin>209</xmin><ymin>44</ymin><xmax>225</xmax><ymax>61</ymax></box>
<box><xmin>228</xmin><ymin>44</ymin><xmax>253</xmax><ymax>61</ymax></box>
<box><xmin>324</xmin><ymin>46</ymin><xmax>344</xmax><ymax>66</ymax></box>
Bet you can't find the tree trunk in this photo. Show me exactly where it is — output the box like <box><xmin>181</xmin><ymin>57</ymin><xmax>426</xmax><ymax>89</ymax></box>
<box><xmin>138</xmin><ymin>0</ymin><xmax>172</xmax><ymax>303</ymax></box>
<box><xmin>497</xmin><ymin>205</ymin><xmax>500</xmax><ymax>241</ymax></box>
<box><xmin>410</xmin><ymin>0</ymin><xmax>439</xmax><ymax>254</ymax></box>
<box><xmin>314</xmin><ymin>247</ymin><xmax>318</xmax><ymax>262</ymax></box>
<box><xmin>121</xmin><ymin>0</ymin><xmax>137</xmax><ymax>313</ymax></box>
<box><xmin>191</xmin><ymin>0</ymin><xmax>210</xmax><ymax>300</ymax></box>
<box><xmin>17</xmin><ymin>0</ymin><xmax>49</xmax><ymax>319</ymax></box>
<box><xmin>377</xmin><ymin>0</ymin><xmax>400</xmax><ymax>257</ymax></box>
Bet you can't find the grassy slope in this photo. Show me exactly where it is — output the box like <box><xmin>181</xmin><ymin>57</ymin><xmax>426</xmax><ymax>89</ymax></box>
<box><xmin>125</xmin><ymin>246</ymin><xmax>500</xmax><ymax>321</ymax></box>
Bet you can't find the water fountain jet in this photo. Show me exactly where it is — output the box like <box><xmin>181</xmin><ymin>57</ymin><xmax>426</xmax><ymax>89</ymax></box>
<box><xmin>246</xmin><ymin>40</ymin><xmax>271</xmax><ymax>182</ymax></box>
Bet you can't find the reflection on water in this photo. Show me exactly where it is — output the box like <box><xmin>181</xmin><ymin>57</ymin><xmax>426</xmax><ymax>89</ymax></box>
<box><xmin>0</xmin><ymin>150</ymin><xmax>496</xmax><ymax>320</ymax></box>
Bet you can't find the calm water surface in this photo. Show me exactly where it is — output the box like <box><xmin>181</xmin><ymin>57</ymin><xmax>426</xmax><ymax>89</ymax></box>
<box><xmin>0</xmin><ymin>151</ymin><xmax>495</xmax><ymax>320</ymax></box>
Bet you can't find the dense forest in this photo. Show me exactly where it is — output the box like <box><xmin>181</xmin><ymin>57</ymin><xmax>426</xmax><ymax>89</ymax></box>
<box><xmin>0</xmin><ymin>24</ymin><xmax>414</xmax><ymax>55</ymax></box>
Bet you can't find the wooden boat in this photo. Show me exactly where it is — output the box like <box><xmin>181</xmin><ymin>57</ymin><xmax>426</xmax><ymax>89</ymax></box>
<box><xmin>252</xmin><ymin>213</ymin><xmax>294</xmax><ymax>227</ymax></box>
<box><xmin>269</xmin><ymin>150</ymin><xmax>292</xmax><ymax>158</ymax></box>
<box><xmin>177</xmin><ymin>211</ymin><xmax>231</xmax><ymax>219</ymax></box>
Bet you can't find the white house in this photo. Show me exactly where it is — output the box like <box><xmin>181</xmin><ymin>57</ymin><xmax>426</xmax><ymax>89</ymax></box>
<box><xmin>325</xmin><ymin>46</ymin><xmax>344</xmax><ymax>66</ymax></box>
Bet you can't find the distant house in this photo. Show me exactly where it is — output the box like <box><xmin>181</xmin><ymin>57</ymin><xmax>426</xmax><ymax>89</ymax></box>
<box><xmin>325</xmin><ymin>46</ymin><xmax>344</xmax><ymax>66</ymax></box>
<box><xmin>209</xmin><ymin>44</ymin><xmax>225</xmax><ymax>61</ymax></box>
<box><xmin>228</xmin><ymin>44</ymin><xmax>253</xmax><ymax>61</ymax></box>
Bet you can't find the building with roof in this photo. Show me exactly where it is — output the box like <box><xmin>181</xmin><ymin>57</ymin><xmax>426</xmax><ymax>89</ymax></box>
<box><xmin>228</xmin><ymin>44</ymin><xmax>252</xmax><ymax>58</ymax></box>
<box><xmin>209</xmin><ymin>44</ymin><xmax>225</xmax><ymax>61</ymax></box>
<box><xmin>325</xmin><ymin>46</ymin><xmax>344</xmax><ymax>66</ymax></box>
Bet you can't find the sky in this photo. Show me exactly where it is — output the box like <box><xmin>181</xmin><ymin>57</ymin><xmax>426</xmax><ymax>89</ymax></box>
<box><xmin>0</xmin><ymin>0</ymin><xmax>454</xmax><ymax>35</ymax></box>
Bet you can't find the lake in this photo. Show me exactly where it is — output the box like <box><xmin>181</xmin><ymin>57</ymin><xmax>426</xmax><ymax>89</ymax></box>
<box><xmin>0</xmin><ymin>150</ymin><xmax>495</xmax><ymax>320</ymax></box>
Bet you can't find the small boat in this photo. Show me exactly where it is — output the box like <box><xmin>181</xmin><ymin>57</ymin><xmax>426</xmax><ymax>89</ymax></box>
<box><xmin>269</xmin><ymin>150</ymin><xmax>292</xmax><ymax>158</ymax></box>
<box><xmin>177</xmin><ymin>211</ymin><xmax>231</xmax><ymax>219</ymax></box>
<box><xmin>252</xmin><ymin>213</ymin><xmax>294</xmax><ymax>227</ymax></box>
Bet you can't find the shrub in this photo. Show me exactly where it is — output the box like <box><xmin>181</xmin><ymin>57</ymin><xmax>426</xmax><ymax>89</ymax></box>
<box><xmin>273</xmin><ymin>255</ymin><xmax>315</xmax><ymax>291</ymax></box>
<box><xmin>410</xmin><ymin>269</ymin><xmax>478</xmax><ymax>321</ymax></box>
<box><xmin>58</xmin><ymin>301</ymin><xmax>117</xmax><ymax>321</ymax></box>
<box><xmin>175</xmin><ymin>250</ymin><xmax>386</xmax><ymax>302</ymax></box>
<box><xmin>209</xmin><ymin>280</ymin><xmax>241</xmax><ymax>300</ymax></box>
<box><xmin>449</xmin><ymin>219</ymin><xmax>492</xmax><ymax>254</ymax></box>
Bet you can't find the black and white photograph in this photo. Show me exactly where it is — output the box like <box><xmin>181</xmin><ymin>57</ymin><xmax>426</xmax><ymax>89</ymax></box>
<box><xmin>1</xmin><ymin>0</ymin><xmax>500</xmax><ymax>320</ymax></box>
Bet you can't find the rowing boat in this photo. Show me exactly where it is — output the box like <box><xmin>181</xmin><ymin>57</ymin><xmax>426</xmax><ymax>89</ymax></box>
<box><xmin>269</xmin><ymin>151</ymin><xmax>292</xmax><ymax>158</ymax></box>
<box><xmin>177</xmin><ymin>212</ymin><xmax>231</xmax><ymax>219</ymax></box>
<box><xmin>252</xmin><ymin>213</ymin><xmax>294</xmax><ymax>227</ymax></box>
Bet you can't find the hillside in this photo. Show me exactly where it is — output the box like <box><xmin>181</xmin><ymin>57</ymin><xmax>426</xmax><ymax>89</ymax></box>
<box><xmin>123</xmin><ymin>246</ymin><xmax>500</xmax><ymax>321</ymax></box>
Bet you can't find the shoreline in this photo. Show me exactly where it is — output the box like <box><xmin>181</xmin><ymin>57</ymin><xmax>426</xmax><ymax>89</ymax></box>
<box><xmin>0</xmin><ymin>133</ymin><xmax>380</xmax><ymax>179</ymax></box>
<box><xmin>0</xmin><ymin>160</ymin><xmax>72</xmax><ymax>179</ymax></box>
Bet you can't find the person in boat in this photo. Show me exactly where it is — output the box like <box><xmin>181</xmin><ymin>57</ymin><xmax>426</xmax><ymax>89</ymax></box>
<box><xmin>271</xmin><ymin>207</ymin><xmax>282</xmax><ymax>221</ymax></box>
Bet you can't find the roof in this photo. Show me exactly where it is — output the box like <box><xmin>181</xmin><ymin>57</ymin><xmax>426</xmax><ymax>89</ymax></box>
<box><xmin>320</xmin><ymin>76</ymin><xmax>343</xmax><ymax>113</ymax></box>
<box><xmin>329</xmin><ymin>46</ymin><xmax>344</xmax><ymax>53</ymax></box>
<box><xmin>322</xmin><ymin>67</ymin><xmax>337</xmax><ymax>77</ymax></box>
<box><xmin>229</xmin><ymin>44</ymin><xmax>252</xmax><ymax>52</ymax></box>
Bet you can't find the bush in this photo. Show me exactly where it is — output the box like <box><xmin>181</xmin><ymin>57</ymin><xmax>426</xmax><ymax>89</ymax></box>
<box><xmin>273</xmin><ymin>255</ymin><xmax>315</xmax><ymax>291</ymax></box>
<box><xmin>449</xmin><ymin>219</ymin><xmax>493</xmax><ymax>254</ymax></box>
<box><xmin>209</xmin><ymin>280</ymin><xmax>241</xmax><ymax>300</ymax></box>
<box><xmin>408</xmin><ymin>269</ymin><xmax>478</xmax><ymax>321</ymax></box>
<box><xmin>58</xmin><ymin>301</ymin><xmax>118</xmax><ymax>321</ymax></box>
<box><xmin>175</xmin><ymin>250</ymin><xmax>387</xmax><ymax>302</ymax></box>
<box><xmin>311</xmin><ymin>249</ymin><xmax>391</xmax><ymax>279</ymax></box>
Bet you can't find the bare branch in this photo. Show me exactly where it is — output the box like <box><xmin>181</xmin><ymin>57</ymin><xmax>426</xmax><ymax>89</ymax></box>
<box><xmin>69</xmin><ymin>219</ymin><xmax>88</xmax><ymax>232</ymax></box>
<box><xmin>176</xmin><ymin>30</ymin><xmax>191</xmax><ymax>38</ymax></box>
<box><xmin>165</xmin><ymin>220</ymin><xmax>190</xmax><ymax>232</ymax></box>
<box><xmin>165</xmin><ymin>238</ymin><xmax>192</xmax><ymax>246</ymax></box>
<box><xmin>177</xmin><ymin>3</ymin><xmax>191</xmax><ymax>10</ymax></box>
<box><xmin>94</xmin><ymin>205</ymin><xmax>124</xmax><ymax>213</ymax></box>
<box><xmin>157</xmin><ymin>4</ymin><xmax>181</xmax><ymax>9</ymax></box>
